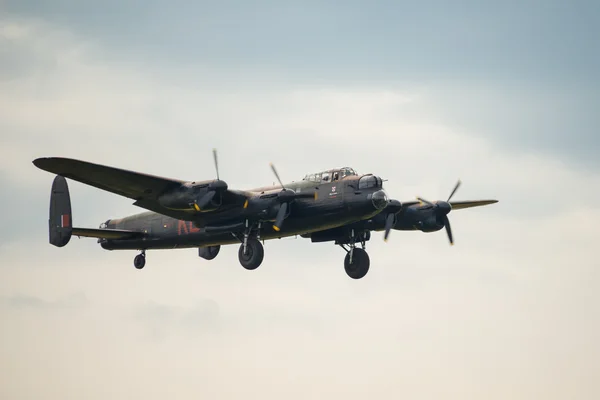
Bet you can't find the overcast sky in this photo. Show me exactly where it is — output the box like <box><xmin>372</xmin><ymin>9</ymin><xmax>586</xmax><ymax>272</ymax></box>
<box><xmin>1</xmin><ymin>2</ymin><xmax>599</xmax><ymax>399</ymax></box>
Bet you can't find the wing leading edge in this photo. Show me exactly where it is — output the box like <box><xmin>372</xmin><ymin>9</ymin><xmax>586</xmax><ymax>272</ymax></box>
<box><xmin>399</xmin><ymin>199</ymin><xmax>498</xmax><ymax>210</ymax></box>
<box><xmin>33</xmin><ymin>157</ymin><xmax>185</xmax><ymax>201</ymax></box>
<box><xmin>33</xmin><ymin>157</ymin><xmax>252</xmax><ymax>220</ymax></box>
<box><xmin>448</xmin><ymin>200</ymin><xmax>498</xmax><ymax>210</ymax></box>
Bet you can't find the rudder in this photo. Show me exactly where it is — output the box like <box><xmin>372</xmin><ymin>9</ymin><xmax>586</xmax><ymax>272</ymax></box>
<box><xmin>49</xmin><ymin>175</ymin><xmax>72</xmax><ymax>247</ymax></box>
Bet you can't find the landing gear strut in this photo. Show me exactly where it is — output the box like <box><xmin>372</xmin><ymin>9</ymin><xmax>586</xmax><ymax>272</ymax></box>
<box><xmin>134</xmin><ymin>250</ymin><xmax>146</xmax><ymax>269</ymax></box>
<box><xmin>339</xmin><ymin>229</ymin><xmax>370</xmax><ymax>279</ymax></box>
<box><xmin>235</xmin><ymin>219</ymin><xmax>265</xmax><ymax>270</ymax></box>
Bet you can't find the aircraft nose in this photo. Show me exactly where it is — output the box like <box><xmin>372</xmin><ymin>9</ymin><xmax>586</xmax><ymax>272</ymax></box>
<box><xmin>371</xmin><ymin>190</ymin><xmax>388</xmax><ymax>210</ymax></box>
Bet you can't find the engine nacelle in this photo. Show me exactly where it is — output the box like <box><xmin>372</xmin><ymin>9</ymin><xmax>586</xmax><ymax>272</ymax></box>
<box><xmin>158</xmin><ymin>182</ymin><xmax>222</xmax><ymax>212</ymax></box>
<box><xmin>245</xmin><ymin>195</ymin><xmax>291</xmax><ymax>222</ymax></box>
<box><xmin>198</xmin><ymin>245</ymin><xmax>220</xmax><ymax>260</ymax></box>
<box><xmin>418</xmin><ymin>216</ymin><xmax>445</xmax><ymax>232</ymax></box>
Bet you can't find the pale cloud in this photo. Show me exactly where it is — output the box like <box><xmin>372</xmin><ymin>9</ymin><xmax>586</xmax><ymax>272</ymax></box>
<box><xmin>0</xmin><ymin>292</ymin><xmax>88</xmax><ymax>311</ymax></box>
<box><xmin>132</xmin><ymin>299</ymin><xmax>221</xmax><ymax>340</ymax></box>
<box><xmin>0</xmin><ymin>20</ymin><xmax>32</xmax><ymax>39</ymax></box>
<box><xmin>1</xmin><ymin>14</ymin><xmax>599</xmax><ymax>400</ymax></box>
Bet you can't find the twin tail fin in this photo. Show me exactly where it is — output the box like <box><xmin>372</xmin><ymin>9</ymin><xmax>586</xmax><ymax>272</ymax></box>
<box><xmin>48</xmin><ymin>175</ymin><xmax>144</xmax><ymax>247</ymax></box>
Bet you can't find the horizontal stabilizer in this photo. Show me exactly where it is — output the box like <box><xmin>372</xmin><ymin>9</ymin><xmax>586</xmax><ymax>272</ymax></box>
<box><xmin>449</xmin><ymin>200</ymin><xmax>498</xmax><ymax>210</ymax></box>
<box><xmin>72</xmin><ymin>228</ymin><xmax>146</xmax><ymax>240</ymax></box>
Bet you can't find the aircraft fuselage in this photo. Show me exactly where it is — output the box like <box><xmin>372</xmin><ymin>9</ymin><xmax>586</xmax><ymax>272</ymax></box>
<box><xmin>100</xmin><ymin>175</ymin><xmax>387</xmax><ymax>250</ymax></box>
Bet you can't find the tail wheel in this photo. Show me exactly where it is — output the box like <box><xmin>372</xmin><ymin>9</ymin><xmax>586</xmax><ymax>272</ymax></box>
<box><xmin>134</xmin><ymin>254</ymin><xmax>146</xmax><ymax>269</ymax></box>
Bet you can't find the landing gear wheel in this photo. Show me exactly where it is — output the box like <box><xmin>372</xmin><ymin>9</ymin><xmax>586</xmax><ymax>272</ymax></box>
<box><xmin>134</xmin><ymin>253</ymin><xmax>146</xmax><ymax>269</ymax></box>
<box><xmin>238</xmin><ymin>239</ymin><xmax>264</xmax><ymax>270</ymax></box>
<box><xmin>344</xmin><ymin>248</ymin><xmax>370</xmax><ymax>279</ymax></box>
<box><xmin>199</xmin><ymin>245</ymin><xmax>220</xmax><ymax>260</ymax></box>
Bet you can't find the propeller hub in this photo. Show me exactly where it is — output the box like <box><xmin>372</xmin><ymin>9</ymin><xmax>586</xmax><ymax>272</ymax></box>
<box><xmin>386</xmin><ymin>199</ymin><xmax>402</xmax><ymax>214</ymax></box>
<box><xmin>437</xmin><ymin>201</ymin><xmax>452</xmax><ymax>215</ymax></box>
<box><xmin>209</xmin><ymin>179</ymin><xmax>228</xmax><ymax>191</ymax></box>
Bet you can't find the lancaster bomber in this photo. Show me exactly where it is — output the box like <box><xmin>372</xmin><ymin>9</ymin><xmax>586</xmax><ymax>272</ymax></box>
<box><xmin>33</xmin><ymin>150</ymin><xmax>498</xmax><ymax>279</ymax></box>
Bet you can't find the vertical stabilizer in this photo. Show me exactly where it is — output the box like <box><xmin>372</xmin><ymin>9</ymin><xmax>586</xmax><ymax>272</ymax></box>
<box><xmin>49</xmin><ymin>175</ymin><xmax>72</xmax><ymax>247</ymax></box>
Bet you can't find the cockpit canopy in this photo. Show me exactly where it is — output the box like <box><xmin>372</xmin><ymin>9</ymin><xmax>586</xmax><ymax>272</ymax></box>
<box><xmin>303</xmin><ymin>167</ymin><xmax>358</xmax><ymax>183</ymax></box>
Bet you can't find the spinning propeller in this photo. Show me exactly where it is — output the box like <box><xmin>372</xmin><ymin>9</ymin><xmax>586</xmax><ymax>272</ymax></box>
<box><xmin>269</xmin><ymin>162</ymin><xmax>317</xmax><ymax>232</ymax></box>
<box><xmin>416</xmin><ymin>179</ymin><xmax>461</xmax><ymax>245</ymax></box>
<box><xmin>192</xmin><ymin>148</ymin><xmax>228</xmax><ymax>211</ymax></box>
<box><xmin>383</xmin><ymin>199</ymin><xmax>403</xmax><ymax>241</ymax></box>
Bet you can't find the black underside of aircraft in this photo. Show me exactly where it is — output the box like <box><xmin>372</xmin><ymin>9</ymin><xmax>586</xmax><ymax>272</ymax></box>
<box><xmin>34</xmin><ymin>150</ymin><xmax>497</xmax><ymax>279</ymax></box>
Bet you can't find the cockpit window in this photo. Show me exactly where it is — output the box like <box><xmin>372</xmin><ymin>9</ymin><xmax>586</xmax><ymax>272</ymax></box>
<box><xmin>303</xmin><ymin>168</ymin><xmax>357</xmax><ymax>182</ymax></box>
<box><xmin>340</xmin><ymin>167</ymin><xmax>357</xmax><ymax>178</ymax></box>
<box><xmin>358</xmin><ymin>175</ymin><xmax>382</xmax><ymax>189</ymax></box>
<box><xmin>306</xmin><ymin>173</ymin><xmax>321</xmax><ymax>183</ymax></box>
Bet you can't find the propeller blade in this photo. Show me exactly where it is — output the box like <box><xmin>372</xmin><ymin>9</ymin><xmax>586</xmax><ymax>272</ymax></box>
<box><xmin>383</xmin><ymin>213</ymin><xmax>395</xmax><ymax>242</ymax></box>
<box><xmin>273</xmin><ymin>202</ymin><xmax>288</xmax><ymax>231</ymax></box>
<box><xmin>193</xmin><ymin>190</ymin><xmax>216</xmax><ymax>211</ymax></box>
<box><xmin>270</xmin><ymin>163</ymin><xmax>285</xmax><ymax>189</ymax></box>
<box><xmin>212</xmin><ymin>148</ymin><xmax>219</xmax><ymax>180</ymax></box>
<box><xmin>442</xmin><ymin>215</ymin><xmax>454</xmax><ymax>245</ymax></box>
<box><xmin>416</xmin><ymin>197</ymin><xmax>435</xmax><ymax>206</ymax></box>
<box><xmin>447</xmin><ymin>179</ymin><xmax>461</xmax><ymax>202</ymax></box>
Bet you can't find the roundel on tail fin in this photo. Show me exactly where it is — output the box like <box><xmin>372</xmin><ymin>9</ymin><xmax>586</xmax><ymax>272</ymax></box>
<box><xmin>49</xmin><ymin>175</ymin><xmax>73</xmax><ymax>247</ymax></box>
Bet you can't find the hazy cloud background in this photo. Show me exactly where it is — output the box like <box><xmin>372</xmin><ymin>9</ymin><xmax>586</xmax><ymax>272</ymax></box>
<box><xmin>1</xmin><ymin>2</ymin><xmax>599</xmax><ymax>399</ymax></box>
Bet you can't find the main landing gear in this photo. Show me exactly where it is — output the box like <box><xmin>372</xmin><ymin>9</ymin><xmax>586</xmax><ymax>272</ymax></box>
<box><xmin>134</xmin><ymin>250</ymin><xmax>146</xmax><ymax>269</ymax></box>
<box><xmin>238</xmin><ymin>238</ymin><xmax>264</xmax><ymax>270</ymax></box>
<box><xmin>339</xmin><ymin>230</ymin><xmax>370</xmax><ymax>279</ymax></box>
<box><xmin>234</xmin><ymin>219</ymin><xmax>265</xmax><ymax>270</ymax></box>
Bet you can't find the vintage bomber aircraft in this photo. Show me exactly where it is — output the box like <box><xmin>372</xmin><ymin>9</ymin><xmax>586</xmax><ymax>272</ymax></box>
<box><xmin>33</xmin><ymin>150</ymin><xmax>497</xmax><ymax>279</ymax></box>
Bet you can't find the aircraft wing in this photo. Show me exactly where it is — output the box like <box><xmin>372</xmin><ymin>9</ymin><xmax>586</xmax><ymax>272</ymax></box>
<box><xmin>400</xmin><ymin>199</ymin><xmax>498</xmax><ymax>210</ymax></box>
<box><xmin>448</xmin><ymin>200</ymin><xmax>498</xmax><ymax>210</ymax></box>
<box><xmin>33</xmin><ymin>157</ymin><xmax>185</xmax><ymax>200</ymax></box>
<box><xmin>33</xmin><ymin>157</ymin><xmax>249</xmax><ymax>220</ymax></box>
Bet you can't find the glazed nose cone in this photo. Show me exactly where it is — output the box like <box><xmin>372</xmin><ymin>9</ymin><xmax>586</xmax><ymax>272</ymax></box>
<box><xmin>371</xmin><ymin>190</ymin><xmax>388</xmax><ymax>210</ymax></box>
